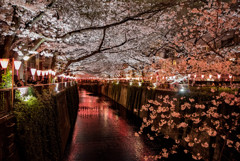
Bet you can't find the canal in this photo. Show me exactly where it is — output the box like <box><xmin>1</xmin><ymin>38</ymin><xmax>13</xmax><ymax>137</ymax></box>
<box><xmin>63</xmin><ymin>89</ymin><xmax>194</xmax><ymax>161</ymax></box>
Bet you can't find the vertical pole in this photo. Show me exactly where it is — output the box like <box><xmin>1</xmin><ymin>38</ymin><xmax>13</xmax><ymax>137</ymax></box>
<box><xmin>25</xmin><ymin>61</ymin><xmax>27</xmax><ymax>85</ymax></box>
<box><xmin>49</xmin><ymin>72</ymin><xmax>51</xmax><ymax>84</ymax></box>
<box><xmin>12</xmin><ymin>58</ymin><xmax>14</xmax><ymax>109</ymax></box>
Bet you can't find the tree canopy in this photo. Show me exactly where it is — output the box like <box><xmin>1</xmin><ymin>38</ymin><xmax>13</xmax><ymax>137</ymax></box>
<box><xmin>0</xmin><ymin>0</ymin><xmax>239</xmax><ymax>77</ymax></box>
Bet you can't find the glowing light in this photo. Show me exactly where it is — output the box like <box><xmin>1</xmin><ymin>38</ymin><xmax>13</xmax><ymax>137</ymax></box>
<box><xmin>201</xmin><ymin>75</ymin><xmax>204</xmax><ymax>79</ymax></box>
<box><xmin>30</xmin><ymin>68</ymin><xmax>36</xmax><ymax>76</ymax></box>
<box><xmin>52</xmin><ymin>71</ymin><xmax>56</xmax><ymax>76</ymax></box>
<box><xmin>42</xmin><ymin>71</ymin><xmax>45</xmax><ymax>76</ymax></box>
<box><xmin>0</xmin><ymin>59</ymin><xmax>9</xmax><ymax>69</ymax></box>
<box><xmin>18</xmin><ymin>87</ymin><xmax>28</xmax><ymax>97</ymax></box>
<box><xmin>45</xmin><ymin>70</ymin><xmax>49</xmax><ymax>75</ymax></box>
<box><xmin>23</xmin><ymin>56</ymin><xmax>30</xmax><ymax>61</ymax></box>
<box><xmin>37</xmin><ymin>70</ymin><xmax>41</xmax><ymax>76</ymax></box>
<box><xmin>23</xmin><ymin>95</ymin><xmax>33</xmax><ymax>101</ymax></box>
<box><xmin>14</xmin><ymin>61</ymin><xmax>22</xmax><ymax>70</ymax></box>
<box><xmin>153</xmin><ymin>83</ymin><xmax>157</xmax><ymax>88</ymax></box>
<box><xmin>162</xmin><ymin>76</ymin><xmax>164</xmax><ymax>79</ymax></box>
<box><xmin>55</xmin><ymin>83</ymin><xmax>59</xmax><ymax>92</ymax></box>
<box><xmin>48</xmin><ymin>69</ymin><xmax>52</xmax><ymax>75</ymax></box>
<box><xmin>179</xmin><ymin>88</ymin><xmax>185</xmax><ymax>92</ymax></box>
<box><xmin>173</xmin><ymin>76</ymin><xmax>176</xmax><ymax>79</ymax></box>
<box><xmin>194</xmin><ymin>74</ymin><xmax>197</xmax><ymax>78</ymax></box>
<box><xmin>129</xmin><ymin>81</ymin><xmax>133</xmax><ymax>86</ymax></box>
<box><xmin>209</xmin><ymin>74</ymin><xmax>212</xmax><ymax>79</ymax></box>
<box><xmin>229</xmin><ymin>75</ymin><xmax>232</xmax><ymax>79</ymax></box>
<box><xmin>188</xmin><ymin>74</ymin><xmax>191</xmax><ymax>78</ymax></box>
<box><xmin>217</xmin><ymin>74</ymin><xmax>221</xmax><ymax>79</ymax></box>
<box><xmin>138</xmin><ymin>82</ymin><xmax>142</xmax><ymax>86</ymax></box>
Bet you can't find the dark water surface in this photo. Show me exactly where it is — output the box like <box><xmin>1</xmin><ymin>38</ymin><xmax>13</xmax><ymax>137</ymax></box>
<box><xmin>63</xmin><ymin>89</ymin><xmax>193</xmax><ymax>161</ymax></box>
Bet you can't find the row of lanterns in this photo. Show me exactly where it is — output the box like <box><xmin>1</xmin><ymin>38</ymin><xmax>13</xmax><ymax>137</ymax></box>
<box><xmin>187</xmin><ymin>74</ymin><xmax>232</xmax><ymax>79</ymax></box>
<box><xmin>0</xmin><ymin>59</ymin><xmax>22</xmax><ymax>74</ymax></box>
<box><xmin>30</xmin><ymin>69</ymin><xmax>56</xmax><ymax>77</ymax></box>
<box><xmin>0</xmin><ymin>59</ymin><xmax>56</xmax><ymax>78</ymax></box>
<box><xmin>58</xmin><ymin>74</ymin><xmax>77</xmax><ymax>80</ymax></box>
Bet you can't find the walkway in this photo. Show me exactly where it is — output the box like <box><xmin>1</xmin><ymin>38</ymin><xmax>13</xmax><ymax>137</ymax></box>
<box><xmin>63</xmin><ymin>90</ymin><xmax>193</xmax><ymax>161</ymax></box>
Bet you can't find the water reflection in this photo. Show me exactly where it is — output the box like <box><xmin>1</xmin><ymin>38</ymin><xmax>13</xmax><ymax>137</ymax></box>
<box><xmin>64</xmin><ymin>89</ymin><xmax>193</xmax><ymax>161</ymax></box>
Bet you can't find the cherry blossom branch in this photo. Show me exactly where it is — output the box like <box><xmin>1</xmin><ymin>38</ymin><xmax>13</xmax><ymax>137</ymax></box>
<box><xmin>25</xmin><ymin>0</ymin><xmax>56</xmax><ymax>28</ymax></box>
<box><xmin>57</xmin><ymin>1</ymin><xmax>178</xmax><ymax>39</ymax></box>
<box><xmin>59</xmin><ymin>28</ymin><xmax>134</xmax><ymax>73</ymax></box>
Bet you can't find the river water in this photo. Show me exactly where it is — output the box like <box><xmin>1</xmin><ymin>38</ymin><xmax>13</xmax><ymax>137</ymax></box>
<box><xmin>63</xmin><ymin>89</ymin><xmax>194</xmax><ymax>161</ymax></box>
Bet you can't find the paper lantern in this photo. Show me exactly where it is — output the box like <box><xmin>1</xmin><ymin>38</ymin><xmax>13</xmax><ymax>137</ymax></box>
<box><xmin>37</xmin><ymin>70</ymin><xmax>41</xmax><ymax>76</ymax></box>
<box><xmin>31</xmin><ymin>68</ymin><xmax>36</xmax><ymax>76</ymax></box>
<box><xmin>14</xmin><ymin>61</ymin><xmax>22</xmax><ymax>70</ymax></box>
<box><xmin>48</xmin><ymin>69</ymin><xmax>52</xmax><ymax>75</ymax></box>
<box><xmin>0</xmin><ymin>59</ymin><xmax>9</xmax><ymax>69</ymax></box>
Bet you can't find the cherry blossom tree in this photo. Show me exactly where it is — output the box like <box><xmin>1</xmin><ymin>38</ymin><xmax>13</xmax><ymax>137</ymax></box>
<box><xmin>136</xmin><ymin>87</ymin><xmax>240</xmax><ymax>160</ymax></box>
<box><xmin>1</xmin><ymin>0</ymin><xmax>219</xmax><ymax>76</ymax></box>
<box><xmin>147</xmin><ymin>0</ymin><xmax>239</xmax><ymax>81</ymax></box>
